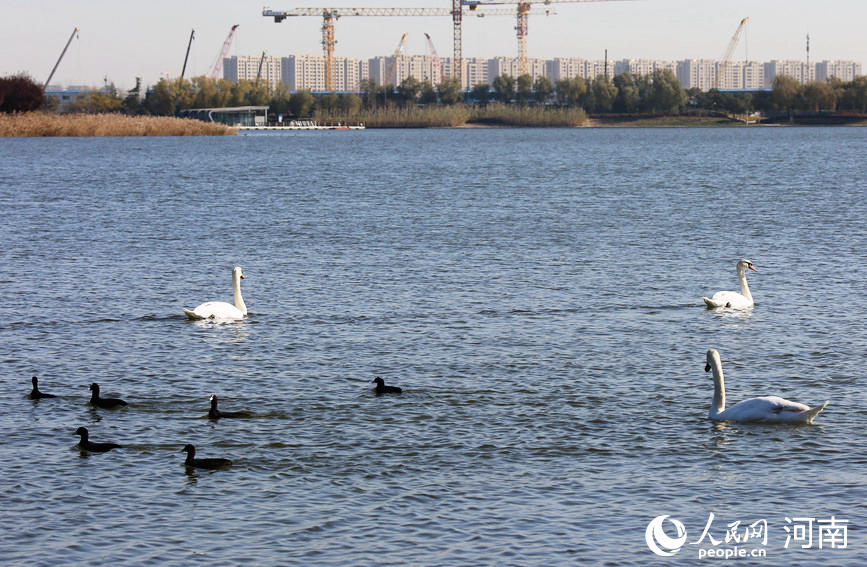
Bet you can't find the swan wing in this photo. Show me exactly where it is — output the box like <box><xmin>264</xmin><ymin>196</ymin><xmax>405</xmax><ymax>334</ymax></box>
<box><xmin>184</xmin><ymin>301</ymin><xmax>245</xmax><ymax>320</ymax></box>
<box><xmin>717</xmin><ymin>396</ymin><xmax>826</xmax><ymax>424</ymax></box>
<box><xmin>703</xmin><ymin>291</ymin><xmax>753</xmax><ymax>309</ymax></box>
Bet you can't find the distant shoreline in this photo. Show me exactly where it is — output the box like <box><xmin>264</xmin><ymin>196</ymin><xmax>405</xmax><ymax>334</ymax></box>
<box><xmin>2</xmin><ymin>111</ymin><xmax>865</xmax><ymax>137</ymax></box>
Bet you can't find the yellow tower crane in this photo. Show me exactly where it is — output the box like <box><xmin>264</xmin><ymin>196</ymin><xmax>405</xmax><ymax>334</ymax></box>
<box><xmin>263</xmin><ymin>6</ymin><xmax>544</xmax><ymax>90</ymax></box>
<box><xmin>714</xmin><ymin>17</ymin><xmax>748</xmax><ymax>90</ymax></box>
<box><xmin>462</xmin><ymin>0</ymin><xmax>629</xmax><ymax>77</ymax></box>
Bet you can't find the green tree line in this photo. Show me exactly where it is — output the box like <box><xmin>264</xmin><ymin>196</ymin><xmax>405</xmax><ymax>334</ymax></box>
<box><xmin>4</xmin><ymin>71</ymin><xmax>867</xmax><ymax>119</ymax></box>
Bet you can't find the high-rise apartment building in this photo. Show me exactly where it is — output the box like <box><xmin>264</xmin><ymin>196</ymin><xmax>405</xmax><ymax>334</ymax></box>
<box><xmin>227</xmin><ymin>52</ymin><xmax>862</xmax><ymax>92</ymax></box>
<box><xmin>224</xmin><ymin>55</ymin><xmax>284</xmax><ymax>90</ymax></box>
<box><xmin>764</xmin><ymin>60</ymin><xmax>812</xmax><ymax>87</ymax></box>
<box><xmin>815</xmin><ymin>60</ymin><xmax>862</xmax><ymax>82</ymax></box>
<box><xmin>676</xmin><ymin>60</ymin><xmax>717</xmax><ymax>91</ymax></box>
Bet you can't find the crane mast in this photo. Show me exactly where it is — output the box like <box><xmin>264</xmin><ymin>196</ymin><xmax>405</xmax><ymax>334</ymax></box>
<box><xmin>180</xmin><ymin>29</ymin><xmax>195</xmax><ymax>82</ymax></box>
<box><xmin>256</xmin><ymin>51</ymin><xmax>267</xmax><ymax>83</ymax></box>
<box><xmin>387</xmin><ymin>33</ymin><xmax>409</xmax><ymax>86</ymax></box>
<box><xmin>209</xmin><ymin>24</ymin><xmax>240</xmax><ymax>80</ymax></box>
<box><xmin>44</xmin><ymin>27</ymin><xmax>80</xmax><ymax>90</ymax></box>
<box><xmin>715</xmin><ymin>17</ymin><xmax>748</xmax><ymax>90</ymax></box>
<box><xmin>424</xmin><ymin>33</ymin><xmax>444</xmax><ymax>84</ymax></box>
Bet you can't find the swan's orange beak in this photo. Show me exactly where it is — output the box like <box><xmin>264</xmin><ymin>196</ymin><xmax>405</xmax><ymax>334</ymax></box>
<box><xmin>240</xmin><ymin>274</ymin><xmax>245</xmax><ymax>279</ymax></box>
<box><xmin>748</xmin><ymin>264</ymin><xmax>757</xmax><ymax>272</ymax></box>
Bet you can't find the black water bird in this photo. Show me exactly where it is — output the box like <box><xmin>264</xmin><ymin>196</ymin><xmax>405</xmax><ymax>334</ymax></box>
<box><xmin>29</xmin><ymin>376</ymin><xmax>56</xmax><ymax>399</ymax></box>
<box><xmin>181</xmin><ymin>444</ymin><xmax>232</xmax><ymax>469</ymax></box>
<box><xmin>89</xmin><ymin>382</ymin><xmax>127</xmax><ymax>409</ymax></box>
<box><xmin>372</xmin><ymin>377</ymin><xmax>403</xmax><ymax>395</ymax></box>
<box><xmin>208</xmin><ymin>394</ymin><xmax>251</xmax><ymax>419</ymax></box>
<box><xmin>75</xmin><ymin>427</ymin><xmax>122</xmax><ymax>453</ymax></box>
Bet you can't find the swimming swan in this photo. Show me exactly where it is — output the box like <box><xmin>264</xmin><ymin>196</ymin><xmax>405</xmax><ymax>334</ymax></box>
<box><xmin>702</xmin><ymin>259</ymin><xmax>757</xmax><ymax>309</ymax></box>
<box><xmin>705</xmin><ymin>348</ymin><xmax>828</xmax><ymax>424</ymax></box>
<box><xmin>183</xmin><ymin>266</ymin><xmax>247</xmax><ymax>320</ymax></box>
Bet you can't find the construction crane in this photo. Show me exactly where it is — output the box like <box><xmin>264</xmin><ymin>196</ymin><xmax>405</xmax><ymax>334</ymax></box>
<box><xmin>209</xmin><ymin>24</ymin><xmax>240</xmax><ymax>80</ymax></box>
<box><xmin>44</xmin><ymin>27</ymin><xmax>79</xmax><ymax>89</ymax></box>
<box><xmin>714</xmin><ymin>17</ymin><xmax>748</xmax><ymax>90</ymax></box>
<box><xmin>256</xmin><ymin>50</ymin><xmax>268</xmax><ymax>83</ymax></box>
<box><xmin>424</xmin><ymin>33</ymin><xmax>444</xmax><ymax>84</ymax></box>
<box><xmin>462</xmin><ymin>0</ymin><xmax>626</xmax><ymax>77</ymax></box>
<box><xmin>386</xmin><ymin>33</ymin><xmax>409</xmax><ymax>86</ymax></box>
<box><xmin>180</xmin><ymin>29</ymin><xmax>195</xmax><ymax>82</ymax></box>
<box><xmin>263</xmin><ymin>7</ymin><xmax>533</xmax><ymax>91</ymax></box>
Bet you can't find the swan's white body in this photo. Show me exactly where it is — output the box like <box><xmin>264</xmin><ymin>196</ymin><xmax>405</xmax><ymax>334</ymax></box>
<box><xmin>183</xmin><ymin>266</ymin><xmax>247</xmax><ymax>320</ymax></box>
<box><xmin>706</xmin><ymin>348</ymin><xmax>828</xmax><ymax>424</ymax></box>
<box><xmin>702</xmin><ymin>259</ymin><xmax>757</xmax><ymax>309</ymax></box>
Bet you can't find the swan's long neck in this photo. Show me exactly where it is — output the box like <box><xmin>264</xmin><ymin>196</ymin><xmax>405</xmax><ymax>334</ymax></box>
<box><xmin>737</xmin><ymin>265</ymin><xmax>752</xmax><ymax>302</ymax></box>
<box><xmin>232</xmin><ymin>273</ymin><xmax>247</xmax><ymax>315</ymax></box>
<box><xmin>710</xmin><ymin>357</ymin><xmax>726</xmax><ymax>418</ymax></box>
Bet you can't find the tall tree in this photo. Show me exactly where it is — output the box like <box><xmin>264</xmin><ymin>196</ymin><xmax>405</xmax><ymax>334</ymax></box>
<box><xmin>590</xmin><ymin>75</ymin><xmax>617</xmax><ymax>112</ymax></box>
<box><xmin>289</xmin><ymin>90</ymin><xmax>315</xmax><ymax>117</ymax></box>
<box><xmin>613</xmin><ymin>72</ymin><xmax>640</xmax><ymax>113</ymax></box>
<box><xmin>470</xmin><ymin>83</ymin><xmax>491</xmax><ymax>105</ymax></box>
<box><xmin>437</xmin><ymin>77</ymin><xmax>463</xmax><ymax>105</ymax></box>
<box><xmin>533</xmin><ymin>76</ymin><xmax>553</xmax><ymax>104</ymax></box>
<box><xmin>419</xmin><ymin>81</ymin><xmax>438</xmax><ymax>104</ymax></box>
<box><xmin>396</xmin><ymin>76</ymin><xmax>421</xmax><ymax>106</ymax></box>
<box><xmin>492</xmin><ymin>74</ymin><xmax>515</xmax><ymax>103</ymax></box>
<box><xmin>360</xmin><ymin>78</ymin><xmax>379</xmax><ymax>109</ymax></box>
<box><xmin>337</xmin><ymin>93</ymin><xmax>362</xmax><ymax>115</ymax></box>
<box><xmin>802</xmin><ymin>81</ymin><xmax>837</xmax><ymax>112</ymax></box>
<box><xmin>554</xmin><ymin>76</ymin><xmax>587</xmax><ymax>107</ymax></box>
<box><xmin>516</xmin><ymin>74</ymin><xmax>534</xmax><ymax>105</ymax></box>
<box><xmin>771</xmin><ymin>75</ymin><xmax>802</xmax><ymax>113</ymax></box>
<box><xmin>0</xmin><ymin>73</ymin><xmax>43</xmax><ymax>113</ymax></box>
<box><xmin>648</xmin><ymin>69</ymin><xmax>686</xmax><ymax>113</ymax></box>
<box><xmin>122</xmin><ymin>77</ymin><xmax>143</xmax><ymax>114</ymax></box>
<box><xmin>269</xmin><ymin>83</ymin><xmax>292</xmax><ymax>120</ymax></box>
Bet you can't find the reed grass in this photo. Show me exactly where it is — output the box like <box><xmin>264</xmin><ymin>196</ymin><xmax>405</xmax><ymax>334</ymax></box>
<box><xmin>316</xmin><ymin>103</ymin><xmax>587</xmax><ymax>128</ymax></box>
<box><xmin>316</xmin><ymin>105</ymin><xmax>471</xmax><ymax>128</ymax></box>
<box><xmin>0</xmin><ymin>112</ymin><xmax>236</xmax><ymax>137</ymax></box>
<box><xmin>468</xmin><ymin>104</ymin><xmax>587</xmax><ymax>127</ymax></box>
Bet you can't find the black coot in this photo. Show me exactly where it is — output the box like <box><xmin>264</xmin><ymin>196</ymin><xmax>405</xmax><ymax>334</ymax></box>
<box><xmin>181</xmin><ymin>444</ymin><xmax>232</xmax><ymax>469</ymax></box>
<box><xmin>75</xmin><ymin>427</ymin><xmax>122</xmax><ymax>453</ymax></box>
<box><xmin>29</xmin><ymin>376</ymin><xmax>56</xmax><ymax>399</ymax></box>
<box><xmin>89</xmin><ymin>383</ymin><xmax>127</xmax><ymax>409</ymax></box>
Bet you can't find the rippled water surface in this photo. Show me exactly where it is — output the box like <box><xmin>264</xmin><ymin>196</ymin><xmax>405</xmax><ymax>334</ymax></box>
<box><xmin>1</xmin><ymin>127</ymin><xmax>866</xmax><ymax>566</ymax></box>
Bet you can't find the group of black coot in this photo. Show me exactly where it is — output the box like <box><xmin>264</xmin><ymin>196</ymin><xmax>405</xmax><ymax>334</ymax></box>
<box><xmin>28</xmin><ymin>375</ymin><xmax>403</xmax><ymax>470</ymax></box>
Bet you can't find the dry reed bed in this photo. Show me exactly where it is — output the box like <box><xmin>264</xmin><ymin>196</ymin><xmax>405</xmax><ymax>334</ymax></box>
<box><xmin>0</xmin><ymin>112</ymin><xmax>236</xmax><ymax>137</ymax></box>
<box><xmin>317</xmin><ymin>104</ymin><xmax>587</xmax><ymax>128</ymax></box>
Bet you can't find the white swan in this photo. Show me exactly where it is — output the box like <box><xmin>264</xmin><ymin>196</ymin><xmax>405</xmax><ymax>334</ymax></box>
<box><xmin>183</xmin><ymin>266</ymin><xmax>247</xmax><ymax>320</ymax></box>
<box><xmin>705</xmin><ymin>348</ymin><xmax>828</xmax><ymax>424</ymax></box>
<box><xmin>702</xmin><ymin>258</ymin><xmax>757</xmax><ymax>309</ymax></box>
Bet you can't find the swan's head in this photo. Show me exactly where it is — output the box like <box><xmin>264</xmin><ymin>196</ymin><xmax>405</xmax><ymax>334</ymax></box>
<box><xmin>737</xmin><ymin>259</ymin><xmax>757</xmax><ymax>272</ymax></box>
<box><xmin>181</xmin><ymin>444</ymin><xmax>195</xmax><ymax>454</ymax></box>
<box><xmin>89</xmin><ymin>382</ymin><xmax>99</xmax><ymax>393</ymax></box>
<box><xmin>75</xmin><ymin>426</ymin><xmax>88</xmax><ymax>437</ymax></box>
<box><xmin>233</xmin><ymin>266</ymin><xmax>245</xmax><ymax>280</ymax></box>
<box><xmin>372</xmin><ymin>377</ymin><xmax>384</xmax><ymax>386</ymax></box>
<box><xmin>705</xmin><ymin>348</ymin><xmax>721</xmax><ymax>372</ymax></box>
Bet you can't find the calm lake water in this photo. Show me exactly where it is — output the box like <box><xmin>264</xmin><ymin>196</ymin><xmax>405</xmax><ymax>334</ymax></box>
<box><xmin>1</xmin><ymin>127</ymin><xmax>865</xmax><ymax>566</ymax></box>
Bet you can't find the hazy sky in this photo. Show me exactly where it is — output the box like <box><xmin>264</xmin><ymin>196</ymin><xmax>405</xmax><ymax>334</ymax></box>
<box><xmin>2</xmin><ymin>0</ymin><xmax>864</xmax><ymax>90</ymax></box>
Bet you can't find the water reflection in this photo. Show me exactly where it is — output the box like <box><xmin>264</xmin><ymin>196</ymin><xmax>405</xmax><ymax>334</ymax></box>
<box><xmin>189</xmin><ymin>318</ymin><xmax>251</xmax><ymax>344</ymax></box>
<box><xmin>709</xmin><ymin>421</ymin><xmax>736</xmax><ymax>453</ymax></box>
<box><xmin>703</xmin><ymin>306</ymin><xmax>754</xmax><ymax>321</ymax></box>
